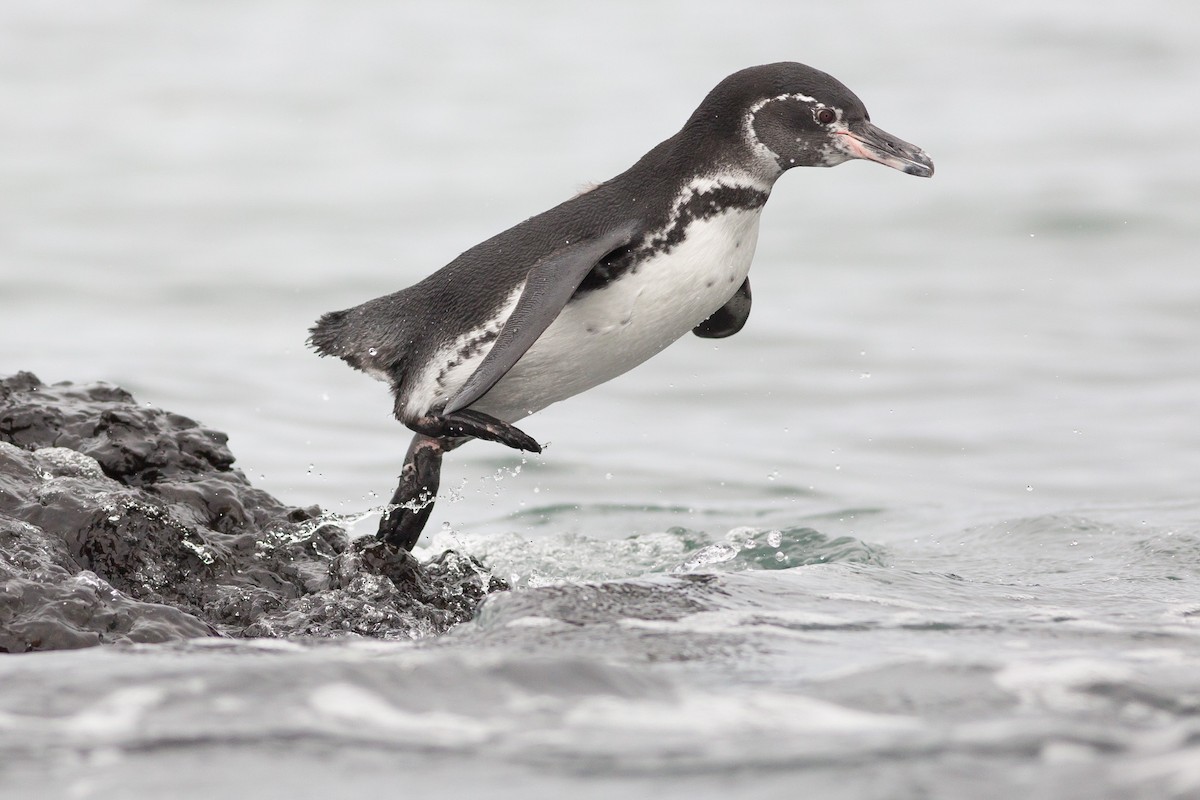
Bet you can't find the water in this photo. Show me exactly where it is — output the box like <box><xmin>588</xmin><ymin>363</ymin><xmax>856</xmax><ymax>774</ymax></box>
<box><xmin>2</xmin><ymin>1</ymin><xmax>1199</xmax><ymax>797</ymax></box>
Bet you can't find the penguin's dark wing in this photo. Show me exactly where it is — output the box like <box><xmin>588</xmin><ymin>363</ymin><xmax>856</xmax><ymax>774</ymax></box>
<box><xmin>693</xmin><ymin>277</ymin><xmax>752</xmax><ymax>339</ymax></box>
<box><xmin>444</xmin><ymin>220</ymin><xmax>641</xmax><ymax>414</ymax></box>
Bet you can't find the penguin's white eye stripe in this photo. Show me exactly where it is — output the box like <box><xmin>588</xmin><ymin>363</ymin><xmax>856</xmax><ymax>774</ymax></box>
<box><xmin>747</xmin><ymin>91</ymin><xmax>819</xmax><ymax>116</ymax></box>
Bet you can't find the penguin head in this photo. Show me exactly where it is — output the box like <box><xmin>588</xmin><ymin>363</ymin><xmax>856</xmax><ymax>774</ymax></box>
<box><xmin>692</xmin><ymin>62</ymin><xmax>934</xmax><ymax>179</ymax></box>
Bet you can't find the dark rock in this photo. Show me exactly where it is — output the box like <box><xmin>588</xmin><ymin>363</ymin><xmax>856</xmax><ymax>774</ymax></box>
<box><xmin>0</xmin><ymin>371</ymin><xmax>506</xmax><ymax>653</ymax></box>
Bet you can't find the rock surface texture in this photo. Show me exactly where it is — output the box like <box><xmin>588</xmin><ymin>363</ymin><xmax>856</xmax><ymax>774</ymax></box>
<box><xmin>0</xmin><ymin>372</ymin><xmax>503</xmax><ymax>652</ymax></box>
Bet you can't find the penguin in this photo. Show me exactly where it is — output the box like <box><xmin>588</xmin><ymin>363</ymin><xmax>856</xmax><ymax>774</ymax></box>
<box><xmin>309</xmin><ymin>61</ymin><xmax>933</xmax><ymax>550</ymax></box>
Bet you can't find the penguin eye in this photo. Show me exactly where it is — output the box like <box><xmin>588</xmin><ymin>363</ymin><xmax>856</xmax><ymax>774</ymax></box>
<box><xmin>816</xmin><ymin>108</ymin><xmax>837</xmax><ymax>125</ymax></box>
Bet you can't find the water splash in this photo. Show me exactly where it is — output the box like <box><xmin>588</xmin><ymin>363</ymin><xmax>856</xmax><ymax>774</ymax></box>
<box><xmin>438</xmin><ymin>523</ymin><xmax>885</xmax><ymax>587</ymax></box>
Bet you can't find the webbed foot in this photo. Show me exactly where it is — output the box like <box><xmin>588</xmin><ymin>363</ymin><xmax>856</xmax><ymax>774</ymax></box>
<box><xmin>410</xmin><ymin>409</ymin><xmax>541</xmax><ymax>453</ymax></box>
<box><xmin>377</xmin><ymin>434</ymin><xmax>445</xmax><ymax>550</ymax></box>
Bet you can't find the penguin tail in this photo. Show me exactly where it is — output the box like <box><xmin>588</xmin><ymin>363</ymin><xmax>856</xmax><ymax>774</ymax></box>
<box><xmin>308</xmin><ymin>309</ymin><xmax>353</xmax><ymax>360</ymax></box>
<box><xmin>308</xmin><ymin>297</ymin><xmax>411</xmax><ymax>383</ymax></box>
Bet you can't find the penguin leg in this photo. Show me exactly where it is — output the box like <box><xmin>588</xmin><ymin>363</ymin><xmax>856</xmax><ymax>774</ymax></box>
<box><xmin>377</xmin><ymin>434</ymin><xmax>446</xmax><ymax>550</ymax></box>
<box><xmin>408</xmin><ymin>409</ymin><xmax>542</xmax><ymax>454</ymax></box>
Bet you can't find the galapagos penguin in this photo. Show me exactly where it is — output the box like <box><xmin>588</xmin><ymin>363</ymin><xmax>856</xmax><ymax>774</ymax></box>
<box><xmin>309</xmin><ymin>61</ymin><xmax>934</xmax><ymax>550</ymax></box>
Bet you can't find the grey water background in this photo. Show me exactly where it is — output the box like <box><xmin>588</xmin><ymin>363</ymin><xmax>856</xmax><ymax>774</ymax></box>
<box><xmin>2</xmin><ymin>0</ymin><xmax>1199</xmax><ymax>798</ymax></box>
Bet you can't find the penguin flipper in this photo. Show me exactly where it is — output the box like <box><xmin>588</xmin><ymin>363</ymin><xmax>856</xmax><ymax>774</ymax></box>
<box><xmin>693</xmin><ymin>277</ymin><xmax>752</xmax><ymax>339</ymax></box>
<box><xmin>444</xmin><ymin>220</ymin><xmax>641</xmax><ymax>414</ymax></box>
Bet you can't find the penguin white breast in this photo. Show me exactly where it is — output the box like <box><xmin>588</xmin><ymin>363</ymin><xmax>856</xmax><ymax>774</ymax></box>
<box><xmin>473</xmin><ymin>204</ymin><xmax>764</xmax><ymax>422</ymax></box>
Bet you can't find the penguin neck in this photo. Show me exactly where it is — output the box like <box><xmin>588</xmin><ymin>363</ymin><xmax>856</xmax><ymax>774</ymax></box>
<box><xmin>673</xmin><ymin>106</ymin><xmax>789</xmax><ymax>189</ymax></box>
<box><xmin>621</xmin><ymin>131</ymin><xmax>781</xmax><ymax>201</ymax></box>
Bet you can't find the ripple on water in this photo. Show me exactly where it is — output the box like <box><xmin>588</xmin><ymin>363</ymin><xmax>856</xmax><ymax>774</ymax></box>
<box><xmin>939</xmin><ymin>513</ymin><xmax>1200</xmax><ymax>586</ymax></box>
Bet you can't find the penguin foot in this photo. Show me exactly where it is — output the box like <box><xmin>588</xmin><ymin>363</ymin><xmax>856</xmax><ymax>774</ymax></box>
<box><xmin>411</xmin><ymin>410</ymin><xmax>541</xmax><ymax>453</ymax></box>
<box><xmin>377</xmin><ymin>434</ymin><xmax>445</xmax><ymax>550</ymax></box>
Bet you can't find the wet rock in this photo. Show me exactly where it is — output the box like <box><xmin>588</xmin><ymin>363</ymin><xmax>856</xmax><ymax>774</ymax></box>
<box><xmin>0</xmin><ymin>372</ymin><xmax>506</xmax><ymax>653</ymax></box>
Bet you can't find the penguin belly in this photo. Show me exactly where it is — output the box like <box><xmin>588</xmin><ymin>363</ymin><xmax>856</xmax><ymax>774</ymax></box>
<box><xmin>471</xmin><ymin>207</ymin><xmax>764</xmax><ymax>422</ymax></box>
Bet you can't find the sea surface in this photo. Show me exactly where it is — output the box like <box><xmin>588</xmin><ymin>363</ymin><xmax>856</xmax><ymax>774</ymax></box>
<box><xmin>2</xmin><ymin>1</ymin><xmax>1199</xmax><ymax>798</ymax></box>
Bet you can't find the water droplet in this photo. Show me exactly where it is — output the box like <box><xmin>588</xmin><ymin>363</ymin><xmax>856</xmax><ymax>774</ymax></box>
<box><xmin>767</xmin><ymin>471</ymin><xmax>779</xmax><ymax>481</ymax></box>
<box><xmin>766</xmin><ymin>530</ymin><xmax>783</xmax><ymax>548</ymax></box>
<box><xmin>674</xmin><ymin>543</ymin><xmax>739</xmax><ymax>572</ymax></box>
<box><xmin>368</xmin><ymin>347</ymin><xmax>378</xmax><ymax>356</ymax></box>
<box><xmin>1026</xmin><ymin>485</ymin><xmax>1034</xmax><ymax>492</ymax></box>
<box><xmin>604</xmin><ymin>472</ymin><xmax>613</xmax><ymax>480</ymax></box>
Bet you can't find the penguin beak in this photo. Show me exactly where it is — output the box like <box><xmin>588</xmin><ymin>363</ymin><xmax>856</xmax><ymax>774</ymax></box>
<box><xmin>837</xmin><ymin>120</ymin><xmax>934</xmax><ymax>178</ymax></box>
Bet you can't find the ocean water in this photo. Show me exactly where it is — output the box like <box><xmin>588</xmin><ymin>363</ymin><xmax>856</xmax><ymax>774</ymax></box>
<box><xmin>2</xmin><ymin>1</ymin><xmax>1199</xmax><ymax>798</ymax></box>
